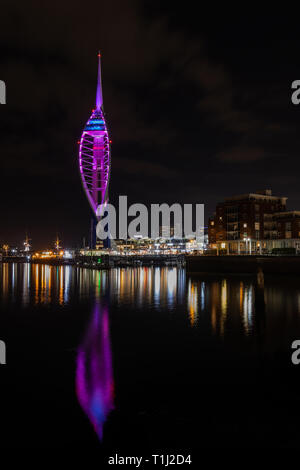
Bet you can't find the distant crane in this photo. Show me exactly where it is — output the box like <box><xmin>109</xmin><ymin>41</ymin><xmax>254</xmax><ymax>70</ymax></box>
<box><xmin>54</xmin><ymin>235</ymin><xmax>61</xmax><ymax>252</ymax></box>
<box><xmin>23</xmin><ymin>234</ymin><xmax>31</xmax><ymax>252</ymax></box>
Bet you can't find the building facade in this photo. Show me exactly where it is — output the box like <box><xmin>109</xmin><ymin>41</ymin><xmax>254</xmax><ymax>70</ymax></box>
<box><xmin>208</xmin><ymin>189</ymin><xmax>300</xmax><ymax>254</ymax></box>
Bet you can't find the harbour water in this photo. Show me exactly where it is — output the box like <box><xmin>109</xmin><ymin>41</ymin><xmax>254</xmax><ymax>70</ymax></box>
<box><xmin>0</xmin><ymin>262</ymin><xmax>300</xmax><ymax>449</ymax></box>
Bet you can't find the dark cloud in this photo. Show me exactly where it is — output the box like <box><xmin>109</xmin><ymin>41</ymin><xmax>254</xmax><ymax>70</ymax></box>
<box><xmin>113</xmin><ymin>156</ymin><xmax>179</xmax><ymax>179</ymax></box>
<box><xmin>217</xmin><ymin>146</ymin><xmax>266</xmax><ymax>163</ymax></box>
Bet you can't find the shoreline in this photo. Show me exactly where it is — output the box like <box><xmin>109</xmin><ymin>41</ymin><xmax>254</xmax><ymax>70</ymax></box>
<box><xmin>2</xmin><ymin>254</ymin><xmax>300</xmax><ymax>275</ymax></box>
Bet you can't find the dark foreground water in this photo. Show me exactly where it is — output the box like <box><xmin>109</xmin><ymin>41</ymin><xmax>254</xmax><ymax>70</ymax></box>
<box><xmin>0</xmin><ymin>263</ymin><xmax>300</xmax><ymax>451</ymax></box>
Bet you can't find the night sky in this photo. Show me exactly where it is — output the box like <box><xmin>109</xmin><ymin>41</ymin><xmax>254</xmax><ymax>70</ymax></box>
<box><xmin>1</xmin><ymin>3</ymin><xmax>300</xmax><ymax>248</ymax></box>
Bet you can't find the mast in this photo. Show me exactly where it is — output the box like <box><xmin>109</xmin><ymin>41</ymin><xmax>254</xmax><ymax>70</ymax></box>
<box><xmin>96</xmin><ymin>52</ymin><xmax>103</xmax><ymax>110</ymax></box>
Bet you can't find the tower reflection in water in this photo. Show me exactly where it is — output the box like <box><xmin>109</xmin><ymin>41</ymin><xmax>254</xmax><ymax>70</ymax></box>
<box><xmin>76</xmin><ymin>302</ymin><xmax>114</xmax><ymax>440</ymax></box>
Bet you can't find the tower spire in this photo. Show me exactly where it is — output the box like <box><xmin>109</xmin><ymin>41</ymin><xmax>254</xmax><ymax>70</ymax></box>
<box><xmin>96</xmin><ymin>51</ymin><xmax>103</xmax><ymax>110</ymax></box>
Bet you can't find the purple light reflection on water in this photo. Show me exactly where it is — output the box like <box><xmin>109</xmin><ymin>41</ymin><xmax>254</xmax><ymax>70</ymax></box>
<box><xmin>76</xmin><ymin>302</ymin><xmax>114</xmax><ymax>440</ymax></box>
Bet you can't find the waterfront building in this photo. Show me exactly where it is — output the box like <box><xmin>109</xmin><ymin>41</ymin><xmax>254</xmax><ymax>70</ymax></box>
<box><xmin>208</xmin><ymin>189</ymin><xmax>300</xmax><ymax>254</ymax></box>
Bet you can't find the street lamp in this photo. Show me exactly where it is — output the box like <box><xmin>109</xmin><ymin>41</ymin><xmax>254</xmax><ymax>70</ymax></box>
<box><xmin>246</xmin><ymin>238</ymin><xmax>252</xmax><ymax>255</ymax></box>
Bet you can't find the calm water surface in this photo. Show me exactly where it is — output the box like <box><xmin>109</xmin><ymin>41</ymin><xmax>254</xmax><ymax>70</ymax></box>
<box><xmin>0</xmin><ymin>262</ymin><xmax>300</xmax><ymax>449</ymax></box>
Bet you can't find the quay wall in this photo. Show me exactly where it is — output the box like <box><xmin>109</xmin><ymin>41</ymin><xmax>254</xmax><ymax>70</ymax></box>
<box><xmin>186</xmin><ymin>255</ymin><xmax>300</xmax><ymax>275</ymax></box>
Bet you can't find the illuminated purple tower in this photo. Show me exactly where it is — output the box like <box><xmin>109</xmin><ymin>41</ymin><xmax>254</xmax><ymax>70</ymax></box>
<box><xmin>79</xmin><ymin>53</ymin><xmax>110</xmax><ymax>220</ymax></box>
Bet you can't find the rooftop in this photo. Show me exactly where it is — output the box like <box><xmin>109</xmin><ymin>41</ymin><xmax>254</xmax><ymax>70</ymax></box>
<box><xmin>224</xmin><ymin>189</ymin><xmax>287</xmax><ymax>203</ymax></box>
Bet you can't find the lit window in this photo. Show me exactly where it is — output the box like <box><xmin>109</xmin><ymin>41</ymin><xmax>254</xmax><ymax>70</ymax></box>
<box><xmin>243</xmin><ymin>223</ymin><xmax>247</xmax><ymax>228</ymax></box>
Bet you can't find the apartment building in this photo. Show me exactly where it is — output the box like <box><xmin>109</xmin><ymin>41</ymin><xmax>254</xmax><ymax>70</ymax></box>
<box><xmin>208</xmin><ymin>190</ymin><xmax>300</xmax><ymax>253</ymax></box>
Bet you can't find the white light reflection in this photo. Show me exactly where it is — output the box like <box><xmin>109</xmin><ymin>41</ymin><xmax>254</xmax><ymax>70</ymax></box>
<box><xmin>22</xmin><ymin>262</ymin><xmax>30</xmax><ymax>305</ymax></box>
<box><xmin>242</xmin><ymin>285</ymin><xmax>253</xmax><ymax>335</ymax></box>
<box><xmin>154</xmin><ymin>268</ymin><xmax>161</xmax><ymax>306</ymax></box>
<box><xmin>167</xmin><ymin>268</ymin><xmax>177</xmax><ymax>306</ymax></box>
<box><xmin>64</xmin><ymin>266</ymin><xmax>71</xmax><ymax>303</ymax></box>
